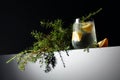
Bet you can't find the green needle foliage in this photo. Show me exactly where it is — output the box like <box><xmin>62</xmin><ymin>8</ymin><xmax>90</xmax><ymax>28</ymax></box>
<box><xmin>81</xmin><ymin>8</ymin><xmax>102</xmax><ymax>22</ymax></box>
<box><xmin>6</xmin><ymin>19</ymin><xmax>72</xmax><ymax>72</ymax></box>
<box><xmin>6</xmin><ymin>8</ymin><xmax>102</xmax><ymax>73</ymax></box>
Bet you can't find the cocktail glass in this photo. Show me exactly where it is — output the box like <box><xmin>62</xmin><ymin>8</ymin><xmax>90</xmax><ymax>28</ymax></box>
<box><xmin>72</xmin><ymin>19</ymin><xmax>97</xmax><ymax>49</ymax></box>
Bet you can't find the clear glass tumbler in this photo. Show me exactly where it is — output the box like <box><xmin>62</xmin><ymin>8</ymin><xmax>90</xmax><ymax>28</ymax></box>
<box><xmin>72</xmin><ymin>18</ymin><xmax>97</xmax><ymax>49</ymax></box>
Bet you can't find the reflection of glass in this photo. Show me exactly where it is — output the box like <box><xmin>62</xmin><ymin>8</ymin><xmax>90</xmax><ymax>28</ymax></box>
<box><xmin>72</xmin><ymin>18</ymin><xmax>97</xmax><ymax>49</ymax></box>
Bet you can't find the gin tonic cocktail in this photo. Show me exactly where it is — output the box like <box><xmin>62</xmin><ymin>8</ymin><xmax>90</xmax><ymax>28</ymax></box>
<box><xmin>72</xmin><ymin>18</ymin><xmax>97</xmax><ymax>49</ymax></box>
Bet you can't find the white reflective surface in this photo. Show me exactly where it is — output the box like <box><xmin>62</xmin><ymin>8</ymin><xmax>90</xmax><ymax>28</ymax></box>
<box><xmin>1</xmin><ymin>46</ymin><xmax>120</xmax><ymax>80</ymax></box>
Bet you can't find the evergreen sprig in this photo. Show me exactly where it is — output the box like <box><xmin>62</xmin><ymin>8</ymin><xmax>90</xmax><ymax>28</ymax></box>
<box><xmin>81</xmin><ymin>8</ymin><xmax>102</xmax><ymax>22</ymax></box>
<box><xmin>6</xmin><ymin>19</ymin><xmax>72</xmax><ymax>72</ymax></box>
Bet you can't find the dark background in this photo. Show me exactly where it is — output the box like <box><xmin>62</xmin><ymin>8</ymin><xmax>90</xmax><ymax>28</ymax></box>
<box><xmin>0</xmin><ymin>0</ymin><xmax>119</xmax><ymax>54</ymax></box>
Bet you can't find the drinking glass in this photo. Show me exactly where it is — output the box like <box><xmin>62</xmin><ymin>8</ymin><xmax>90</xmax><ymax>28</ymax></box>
<box><xmin>72</xmin><ymin>18</ymin><xmax>97</xmax><ymax>49</ymax></box>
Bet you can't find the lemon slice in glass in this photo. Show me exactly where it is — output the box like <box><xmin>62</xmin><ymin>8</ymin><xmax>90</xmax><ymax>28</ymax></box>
<box><xmin>72</xmin><ymin>31</ymin><xmax>82</xmax><ymax>41</ymax></box>
<box><xmin>81</xmin><ymin>22</ymin><xmax>93</xmax><ymax>33</ymax></box>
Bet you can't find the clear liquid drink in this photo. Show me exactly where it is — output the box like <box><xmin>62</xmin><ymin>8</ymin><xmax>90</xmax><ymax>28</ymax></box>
<box><xmin>72</xmin><ymin>18</ymin><xmax>97</xmax><ymax>49</ymax></box>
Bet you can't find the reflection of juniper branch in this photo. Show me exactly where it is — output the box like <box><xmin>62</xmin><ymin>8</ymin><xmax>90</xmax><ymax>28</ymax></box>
<box><xmin>58</xmin><ymin>51</ymin><xmax>66</xmax><ymax>67</ymax></box>
<box><xmin>83</xmin><ymin>47</ymin><xmax>89</xmax><ymax>53</ymax></box>
<box><xmin>39</xmin><ymin>55</ymin><xmax>44</xmax><ymax>67</ymax></box>
<box><xmin>65</xmin><ymin>50</ymin><xmax>69</xmax><ymax>56</ymax></box>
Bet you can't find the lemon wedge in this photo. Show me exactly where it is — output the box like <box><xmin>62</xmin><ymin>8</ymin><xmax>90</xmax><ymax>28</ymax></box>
<box><xmin>98</xmin><ymin>38</ymin><xmax>108</xmax><ymax>47</ymax></box>
<box><xmin>81</xmin><ymin>22</ymin><xmax>93</xmax><ymax>33</ymax></box>
<box><xmin>72</xmin><ymin>31</ymin><xmax>82</xmax><ymax>41</ymax></box>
